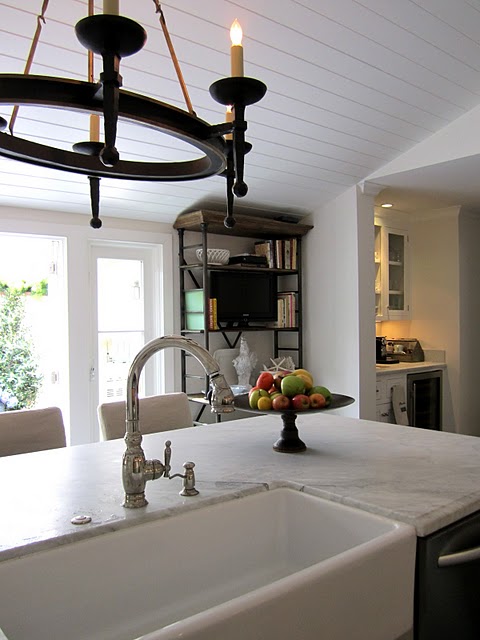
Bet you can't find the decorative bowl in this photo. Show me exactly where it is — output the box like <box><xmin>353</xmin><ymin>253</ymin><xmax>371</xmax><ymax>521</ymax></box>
<box><xmin>196</xmin><ymin>248</ymin><xmax>230</xmax><ymax>265</ymax></box>
<box><xmin>234</xmin><ymin>392</ymin><xmax>355</xmax><ymax>453</ymax></box>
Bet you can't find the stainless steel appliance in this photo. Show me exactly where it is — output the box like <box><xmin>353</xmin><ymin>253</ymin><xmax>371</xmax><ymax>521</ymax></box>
<box><xmin>386</xmin><ymin>338</ymin><xmax>424</xmax><ymax>362</ymax></box>
<box><xmin>415</xmin><ymin>508</ymin><xmax>480</xmax><ymax>639</ymax></box>
<box><xmin>407</xmin><ymin>370</ymin><xmax>442</xmax><ymax>429</ymax></box>
<box><xmin>376</xmin><ymin>336</ymin><xmax>399</xmax><ymax>364</ymax></box>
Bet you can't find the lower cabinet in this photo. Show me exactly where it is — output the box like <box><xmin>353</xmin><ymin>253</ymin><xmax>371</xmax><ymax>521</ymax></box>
<box><xmin>376</xmin><ymin>369</ymin><xmax>444</xmax><ymax>429</ymax></box>
<box><xmin>376</xmin><ymin>374</ymin><xmax>407</xmax><ymax>425</ymax></box>
<box><xmin>376</xmin><ymin>402</ymin><xmax>394</xmax><ymax>423</ymax></box>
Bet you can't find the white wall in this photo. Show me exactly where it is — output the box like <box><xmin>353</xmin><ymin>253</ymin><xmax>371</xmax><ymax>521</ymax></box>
<box><xmin>458</xmin><ymin>209</ymin><xmax>480</xmax><ymax>436</ymax></box>
<box><xmin>409</xmin><ymin>207</ymin><xmax>460</xmax><ymax>431</ymax></box>
<box><xmin>0</xmin><ymin>207</ymin><xmax>175</xmax><ymax>444</ymax></box>
<box><xmin>303</xmin><ymin>186</ymin><xmax>376</xmax><ymax>419</ymax></box>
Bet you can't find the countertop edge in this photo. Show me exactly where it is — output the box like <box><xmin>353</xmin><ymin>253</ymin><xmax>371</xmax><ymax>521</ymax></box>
<box><xmin>376</xmin><ymin>361</ymin><xmax>446</xmax><ymax>375</ymax></box>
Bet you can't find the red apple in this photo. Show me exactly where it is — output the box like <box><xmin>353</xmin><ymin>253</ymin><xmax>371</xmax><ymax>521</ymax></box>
<box><xmin>309</xmin><ymin>393</ymin><xmax>327</xmax><ymax>409</ymax></box>
<box><xmin>291</xmin><ymin>394</ymin><xmax>310</xmax><ymax>412</ymax></box>
<box><xmin>272</xmin><ymin>394</ymin><xmax>291</xmax><ymax>411</ymax></box>
<box><xmin>308</xmin><ymin>386</ymin><xmax>332</xmax><ymax>405</ymax></box>
<box><xmin>256</xmin><ymin>371</ymin><xmax>274</xmax><ymax>391</ymax></box>
<box><xmin>273</xmin><ymin>372</ymin><xmax>287</xmax><ymax>390</ymax></box>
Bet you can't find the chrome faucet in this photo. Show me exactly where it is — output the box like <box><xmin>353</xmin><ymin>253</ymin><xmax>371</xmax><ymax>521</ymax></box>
<box><xmin>122</xmin><ymin>335</ymin><xmax>235</xmax><ymax>508</ymax></box>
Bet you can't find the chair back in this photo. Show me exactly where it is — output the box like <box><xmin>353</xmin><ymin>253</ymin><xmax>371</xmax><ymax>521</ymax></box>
<box><xmin>0</xmin><ymin>406</ymin><xmax>66</xmax><ymax>457</ymax></box>
<box><xmin>98</xmin><ymin>392</ymin><xmax>193</xmax><ymax>441</ymax></box>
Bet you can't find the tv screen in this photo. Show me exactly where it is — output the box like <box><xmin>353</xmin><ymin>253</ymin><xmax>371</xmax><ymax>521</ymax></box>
<box><xmin>209</xmin><ymin>270</ymin><xmax>277</xmax><ymax>325</ymax></box>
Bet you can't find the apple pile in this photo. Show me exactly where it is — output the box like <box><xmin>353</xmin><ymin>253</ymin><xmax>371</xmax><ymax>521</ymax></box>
<box><xmin>248</xmin><ymin>369</ymin><xmax>332</xmax><ymax>412</ymax></box>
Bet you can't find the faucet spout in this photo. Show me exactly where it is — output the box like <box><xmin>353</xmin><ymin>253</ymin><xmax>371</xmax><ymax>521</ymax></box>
<box><xmin>122</xmin><ymin>335</ymin><xmax>235</xmax><ymax>508</ymax></box>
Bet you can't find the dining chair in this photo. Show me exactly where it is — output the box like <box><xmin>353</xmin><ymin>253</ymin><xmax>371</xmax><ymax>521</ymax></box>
<box><xmin>98</xmin><ymin>392</ymin><xmax>194</xmax><ymax>441</ymax></box>
<box><xmin>0</xmin><ymin>406</ymin><xmax>67</xmax><ymax>457</ymax></box>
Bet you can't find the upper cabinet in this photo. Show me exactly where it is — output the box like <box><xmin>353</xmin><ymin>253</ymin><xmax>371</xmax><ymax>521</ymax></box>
<box><xmin>375</xmin><ymin>223</ymin><xmax>410</xmax><ymax>322</ymax></box>
<box><xmin>374</xmin><ymin>224</ymin><xmax>384</xmax><ymax>321</ymax></box>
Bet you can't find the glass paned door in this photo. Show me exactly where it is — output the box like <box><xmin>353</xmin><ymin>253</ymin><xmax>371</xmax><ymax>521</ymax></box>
<box><xmin>388</xmin><ymin>232</ymin><xmax>405</xmax><ymax>312</ymax></box>
<box><xmin>91</xmin><ymin>242</ymin><xmax>163</xmax><ymax>439</ymax></box>
<box><xmin>374</xmin><ymin>224</ymin><xmax>383</xmax><ymax>320</ymax></box>
<box><xmin>0</xmin><ymin>233</ymin><xmax>69</xmax><ymax>426</ymax></box>
<box><xmin>96</xmin><ymin>258</ymin><xmax>146</xmax><ymax>403</ymax></box>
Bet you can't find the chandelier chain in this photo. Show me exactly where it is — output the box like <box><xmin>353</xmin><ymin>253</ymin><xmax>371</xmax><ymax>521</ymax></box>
<box><xmin>9</xmin><ymin>0</ymin><xmax>50</xmax><ymax>135</ymax></box>
<box><xmin>151</xmin><ymin>0</ymin><xmax>196</xmax><ymax>116</ymax></box>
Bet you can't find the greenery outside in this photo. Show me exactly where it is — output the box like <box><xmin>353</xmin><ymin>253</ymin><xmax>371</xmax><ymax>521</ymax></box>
<box><xmin>0</xmin><ymin>288</ymin><xmax>43</xmax><ymax>411</ymax></box>
<box><xmin>0</xmin><ymin>278</ymin><xmax>48</xmax><ymax>297</ymax></box>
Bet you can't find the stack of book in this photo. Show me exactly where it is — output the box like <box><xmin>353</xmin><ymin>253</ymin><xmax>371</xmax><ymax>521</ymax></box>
<box><xmin>208</xmin><ymin>297</ymin><xmax>218</xmax><ymax>330</ymax></box>
<box><xmin>184</xmin><ymin>290</ymin><xmax>218</xmax><ymax>330</ymax></box>
<box><xmin>276</xmin><ymin>292</ymin><xmax>296</xmax><ymax>328</ymax></box>
<box><xmin>254</xmin><ymin>238</ymin><xmax>298</xmax><ymax>269</ymax></box>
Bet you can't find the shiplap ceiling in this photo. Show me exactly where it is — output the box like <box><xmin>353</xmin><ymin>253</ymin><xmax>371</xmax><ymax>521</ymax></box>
<box><xmin>1</xmin><ymin>0</ymin><xmax>480</xmax><ymax>224</ymax></box>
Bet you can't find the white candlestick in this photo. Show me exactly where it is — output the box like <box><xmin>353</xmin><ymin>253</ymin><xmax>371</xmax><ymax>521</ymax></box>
<box><xmin>230</xmin><ymin>19</ymin><xmax>244</xmax><ymax>77</ymax></box>
<box><xmin>89</xmin><ymin>114</ymin><xmax>100</xmax><ymax>142</ymax></box>
<box><xmin>103</xmin><ymin>0</ymin><xmax>119</xmax><ymax>15</ymax></box>
<box><xmin>225</xmin><ymin>106</ymin><xmax>233</xmax><ymax>140</ymax></box>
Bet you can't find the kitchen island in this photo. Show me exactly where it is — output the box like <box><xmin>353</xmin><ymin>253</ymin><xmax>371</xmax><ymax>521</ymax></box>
<box><xmin>1</xmin><ymin>410</ymin><xmax>479</xmax><ymax>559</ymax></box>
<box><xmin>1</xmin><ymin>411</ymin><xmax>480</xmax><ymax>640</ymax></box>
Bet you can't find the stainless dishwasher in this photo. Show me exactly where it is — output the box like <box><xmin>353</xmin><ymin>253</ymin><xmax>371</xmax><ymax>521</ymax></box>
<box><xmin>415</xmin><ymin>508</ymin><xmax>480</xmax><ymax>639</ymax></box>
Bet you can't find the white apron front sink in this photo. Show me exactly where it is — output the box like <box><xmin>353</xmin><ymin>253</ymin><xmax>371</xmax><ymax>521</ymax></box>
<box><xmin>0</xmin><ymin>487</ymin><xmax>416</xmax><ymax>640</ymax></box>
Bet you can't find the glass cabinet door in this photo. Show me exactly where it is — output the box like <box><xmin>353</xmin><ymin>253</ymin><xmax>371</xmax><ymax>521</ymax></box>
<box><xmin>374</xmin><ymin>225</ymin><xmax>383</xmax><ymax>320</ymax></box>
<box><xmin>387</xmin><ymin>231</ymin><xmax>406</xmax><ymax>313</ymax></box>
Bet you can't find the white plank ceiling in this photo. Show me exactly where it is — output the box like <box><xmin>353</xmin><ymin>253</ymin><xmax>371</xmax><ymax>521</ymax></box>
<box><xmin>1</xmin><ymin>0</ymin><xmax>480</xmax><ymax>224</ymax></box>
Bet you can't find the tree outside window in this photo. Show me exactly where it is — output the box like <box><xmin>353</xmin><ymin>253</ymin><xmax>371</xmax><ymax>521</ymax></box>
<box><xmin>0</xmin><ymin>285</ymin><xmax>44</xmax><ymax>411</ymax></box>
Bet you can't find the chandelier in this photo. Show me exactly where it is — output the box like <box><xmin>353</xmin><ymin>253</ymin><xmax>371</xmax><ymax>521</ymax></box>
<box><xmin>0</xmin><ymin>0</ymin><xmax>266</xmax><ymax>228</ymax></box>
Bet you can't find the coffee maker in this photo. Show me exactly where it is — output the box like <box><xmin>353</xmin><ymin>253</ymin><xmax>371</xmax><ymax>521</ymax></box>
<box><xmin>376</xmin><ymin>336</ymin><xmax>398</xmax><ymax>364</ymax></box>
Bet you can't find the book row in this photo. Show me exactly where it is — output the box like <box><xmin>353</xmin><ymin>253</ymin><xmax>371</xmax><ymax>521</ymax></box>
<box><xmin>275</xmin><ymin>292</ymin><xmax>297</xmax><ymax>328</ymax></box>
<box><xmin>254</xmin><ymin>238</ymin><xmax>298</xmax><ymax>270</ymax></box>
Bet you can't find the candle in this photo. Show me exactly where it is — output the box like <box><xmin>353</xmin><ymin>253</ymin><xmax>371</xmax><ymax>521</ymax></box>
<box><xmin>103</xmin><ymin>0</ymin><xmax>119</xmax><ymax>15</ymax></box>
<box><xmin>225</xmin><ymin>106</ymin><xmax>233</xmax><ymax>140</ymax></box>
<box><xmin>230</xmin><ymin>19</ymin><xmax>244</xmax><ymax>77</ymax></box>
<box><xmin>89</xmin><ymin>114</ymin><xmax>100</xmax><ymax>142</ymax></box>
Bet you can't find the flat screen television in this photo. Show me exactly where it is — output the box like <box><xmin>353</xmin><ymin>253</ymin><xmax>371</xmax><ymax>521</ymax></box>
<box><xmin>209</xmin><ymin>270</ymin><xmax>277</xmax><ymax>326</ymax></box>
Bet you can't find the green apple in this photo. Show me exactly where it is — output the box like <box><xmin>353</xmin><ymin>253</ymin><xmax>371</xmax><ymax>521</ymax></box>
<box><xmin>249</xmin><ymin>388</ymin><xmax>269</xmax><ymax>409</ymax></box>
<box><xmin>280</xmin><ymin>374</ymin><xmax>306</xmax><ymax>397</ymax></box>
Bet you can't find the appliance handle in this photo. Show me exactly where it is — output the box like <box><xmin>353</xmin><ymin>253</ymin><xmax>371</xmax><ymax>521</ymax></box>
<box><xmin>438</xmin><ymin>544</ymin><xmax>480</xmax><ymax>567</ymax></box>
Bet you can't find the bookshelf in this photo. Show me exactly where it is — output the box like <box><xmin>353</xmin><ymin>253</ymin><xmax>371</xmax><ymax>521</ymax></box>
<box><xmin>174</xmin><ymin>210</ymin><xmax>312</xmax><ymax>420</ymax></box>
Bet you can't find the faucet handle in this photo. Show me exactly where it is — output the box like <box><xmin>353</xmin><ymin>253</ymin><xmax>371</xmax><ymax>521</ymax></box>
<box><xmin>164</xmin><ymin>440</ymin><xmax>172</xmax><ymax>477</ymax></box>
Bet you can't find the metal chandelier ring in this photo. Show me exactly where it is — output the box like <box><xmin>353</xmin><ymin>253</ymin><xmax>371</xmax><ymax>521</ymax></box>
<box><xmin>0</xmin><ymin>75</ymin><xmax>227</xmax><ymax>180</ymax></box>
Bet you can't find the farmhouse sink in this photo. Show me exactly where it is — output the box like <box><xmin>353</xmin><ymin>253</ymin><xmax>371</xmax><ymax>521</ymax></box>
<box><xmin>0</xmin><ymin>487</ymin><xmax>416</xmax><ymax>640</ymax></box>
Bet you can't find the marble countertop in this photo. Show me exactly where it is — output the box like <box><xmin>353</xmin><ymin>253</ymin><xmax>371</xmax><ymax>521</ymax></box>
<box><xmin>2</xmin><ymin>411</ymin><xmax>480</xmax><ymax>561</ymax></box>
<box><xmin>376</xmin><ymin>360</ymin><xmax>446</xmax><ymax>375</ymax></box>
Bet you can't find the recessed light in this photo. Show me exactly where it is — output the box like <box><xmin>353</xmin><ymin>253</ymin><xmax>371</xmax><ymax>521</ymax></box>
<box><xmin>381</xmin><ymin>203</ymin><xmax>393</xmax><ymax>208</ymax></box>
